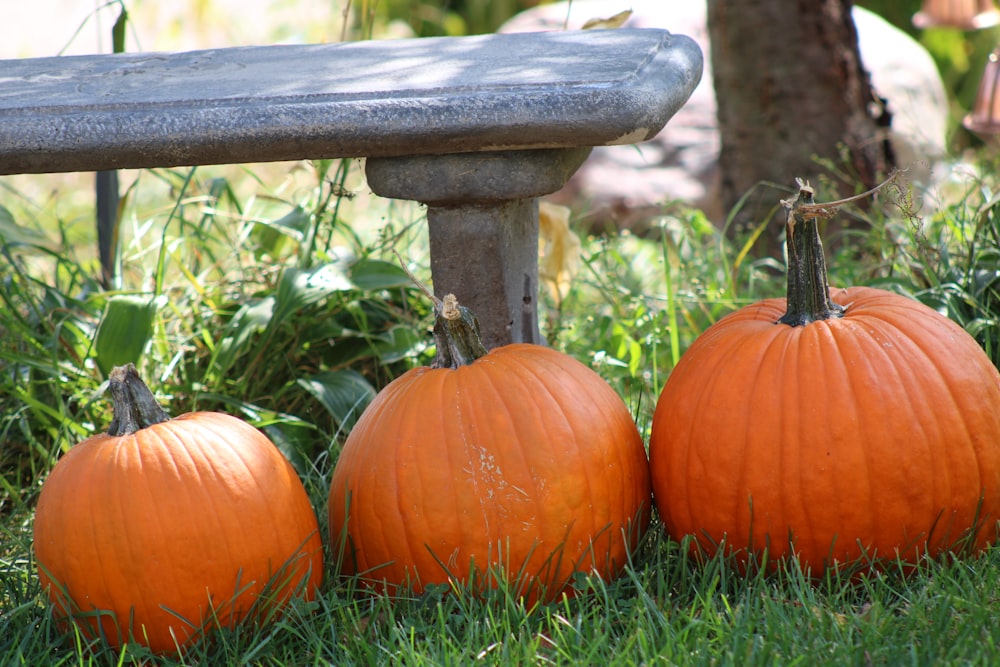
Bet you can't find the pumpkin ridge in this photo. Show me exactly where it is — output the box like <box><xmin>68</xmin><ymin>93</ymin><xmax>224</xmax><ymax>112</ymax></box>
<box><xmin>564</xmin><ymin>360</ymin><xmax>625</xmax><ymax>538</ymax></box>
<box><xmin>538</xmin><ymin>348</ymin><xmax>621</xmax><ymax>538</ymax></box>
<box><xmin>674</xmin><ymin>349</ymin><xmax>722</xmax><ymax>537</ymax></box>
<box><xmin>488</xmin><ymin>348</ymin><xmax>579</xmax><ymax>575</ymax></box>
<box><xmin>747</xmin><ymin>323</ymin><xmax>803</xmax><ymax>556</ymax></box>
<box><xmin>894</xmin><ymin>314</ymin><xmax>1000</xmax><ymax>543</ymax></box>
<box><xmin>848</xmin><ymin>312</ymin><xmax>964</xmax><ymax>516</ymax></box>
<box><xmin>898</xmin><ymin>331</ymin><xmax>982</xmax><ymax>553</ymax></box>
<box><xmin>836</xmin><ymin>298</ymin><xmax>999</xmax><ymax>561</ymax></box>
<box><xmin>472</xmin><ymin>354</ymin><xmax>546</xmax><ymax>582</ymax></box>
<box><xmin>652</xmin><ymin>319</ymin><xmax>740</xmax><ymax>539</ymax></box>
<box><xmin>122</xmin><ymin>438</ymin><xmax>173</xmax><ymax>604</ymax></box>
<box><xmin>491</xmin><ymin>352</ymin><xmax>548</xmax><ymax>523</ymax></box>
<box><xmin>91</xmin><ymin>441</ymin><xmax>124</xmax><ymax>642</ymax></box>
<box><xmin>62</xmin><ymin>441</ymin><xmax>105</xmax><ymax>631</ymax></box>
<box><xmin>501</xmin><ymin>345</ymin><xmax>647</xmax><ymax>581</ymax></box>
<box><xmin>130</xmin><ymin>426</ymin><xmax>229</xmax><ymax>639</ymax></box>
<box><xmin>803</xmin><ymin>315</ymin><xmax>931</xmax><ymax>565</ymax></box>
<box><xmin>399</xmin><ymin>369</ymin><xmax>450</xmax><ymax>587</ymax></box>
<box><xmin>156</xmin><ymin>423</ymin><xmax>246</xmax><ymax>573</ymax></box>
<box><xmin>433</xmin><ymin>365</ymin><xmax>477</xmax><ymax>584</ymax></box>
<box><xmin>554</xmin><ymin>348</ymin><xmax>644</xmax><ymax>541</ymax></box>
<box><xmin>453</xmin><ymin>361</ymin><xmax>494</xmax><ymax>549</ymax></box>
<box><xmin>335</xmin><ymin>376</ymin><xmax>402</xmax><ymax>582</ymax></box>
<box><xmin>503</xmin><ymin>355</ymin><xmax>557</xmax><ymax>577</ymax></box>
<box><xmin>467</xmin><ymin>351</ymin><xmax>536</xmax><ymax>551</ymax></box>
<box><xmin>104</xmin><ymin>438</ymin><xmax>143</xmax><ymax>635</ymax></box>
<box><xmin>872</xmin><ymin>318</ymin><xmax>953</xmax><ymax>534</ymax></box>
<box><xmin>189</xmin><ymin>416</ymin><xmax>317</xmax><ymax>589</ymax></box>
<box><xmin>817</xmin><ymin>318</ymin><xmax>877</xmax><ymax>564</ymax></box>
<box><xmin>400</xmin><ymin>377</ymin><xmax>434</xmax><ymax>584</ymax></box>
<box><xmin>185</xmin><ymin>416</ymin><xmax>285</xmax><ymax>529</ymax></box>
<box><xmin>780</xmin><ymin>325</ymin><xmax>812</xmax><ymax>560</ymax></box>
<box><xmin>123</xmin><ymin>436</ymin><xmax>184</xmax><ymax>636</ymax></box>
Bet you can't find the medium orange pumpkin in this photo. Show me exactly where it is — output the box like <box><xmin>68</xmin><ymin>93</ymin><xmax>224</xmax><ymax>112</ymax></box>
<box><xmin>33</xmin><ymin>364</ymin><xmax>324</xmax><ymax>654</ymax></box>
<box><xmin>649</xmin><ymin>182</ymin><xmax>1000</xmax><ymax>574</ymax></box>
<box><xmin>328</xmin><ymin>294</ymin><xmax>651</xmax><ymax>602</ymax></box>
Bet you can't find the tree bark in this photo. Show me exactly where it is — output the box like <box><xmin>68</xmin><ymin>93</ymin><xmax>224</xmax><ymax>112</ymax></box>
<box><xmin>707</xmin><ymin>0</ymin><xmax>893</xmax><ymax>250</ymax></box>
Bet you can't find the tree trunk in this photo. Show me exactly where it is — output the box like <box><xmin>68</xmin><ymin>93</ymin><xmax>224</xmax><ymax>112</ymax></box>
<box><xmin>707</xmin><ymin>0</ymin><xmax>893</xmax><ymax>250</ymax></box>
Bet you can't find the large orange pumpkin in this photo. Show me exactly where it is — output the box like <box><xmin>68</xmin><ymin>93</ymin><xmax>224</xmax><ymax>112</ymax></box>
<box><xmin>33</xmin><ymin>364</ymin><xmax>324</xmax><ymax>654</ymax></box>
<box><xmin>328</xmin><ymin>294</ymin><xmax>651</xmax><ymax>603</ymax></box>
<box><xmin>649</xmin><ymin>182</ymin><xmax>1000</xmax><ymax>574</ymax></box>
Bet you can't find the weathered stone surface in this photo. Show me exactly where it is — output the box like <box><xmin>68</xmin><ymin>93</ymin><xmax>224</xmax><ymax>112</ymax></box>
<box><xmin>501</xmin><ymin>1</ymin><xmax>949</xmax><ymax>228</ymax></box>
<box><xmin>366</xmin><ymin>148</ymin><xmax>593</xmax><ymax>347</ymax></box>
<box><xmin>365</xmin><ymin>148</ymin><xmax>592</xmax><ymax>205</ymax></box>
<box><xmin>0</xmin><ymin>29</ymin><xmax>702</xmax><ymax>175</ymax></box>
<box><xmin>426</xmin><ymin>200</ymin><xmax>542</xmax><ymax>349</ymax></box>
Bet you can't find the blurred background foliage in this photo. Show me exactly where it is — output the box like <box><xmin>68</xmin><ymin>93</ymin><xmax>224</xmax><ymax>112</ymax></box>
<box><xmin>365</xmin><ymin>0</ymin><xmax>538</xmax><ymax>36</ymax></box>
<box><xmin>377</xmin><ymin>0</ymin><xmax>1000</xmax><ymax>151</ymax></box>
<box><xmin>857</xmin><ymin>0</ymin><xmax>1000</xmax><ymax>149</ymax></box>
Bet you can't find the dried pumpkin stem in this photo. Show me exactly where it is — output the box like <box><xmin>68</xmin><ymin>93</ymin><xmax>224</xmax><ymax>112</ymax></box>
<box><xmin>432</xmin><ymin>294</ymin><xmax>489</xmax><ymax>368</ymax></box>
<box><xmin>778</xmin><ymin>180</ymin><xmax>844</xmax><ymax>327</ymax></box>
<box><xmin>106</xmin><ymin>363</ymin><xmax>171</xmax><ymax>436</ymax></box>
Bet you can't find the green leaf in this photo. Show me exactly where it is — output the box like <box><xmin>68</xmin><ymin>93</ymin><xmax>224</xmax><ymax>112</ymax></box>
<box><xmin>260</xmin><ymin>419</ymin><xmax>320</xmax><ymax>476</ymax></box>
<box><xmin>211</xmin><ymin>297</ymin><xmax>275</xmax><ymax>377</ymax></box>
<box><xmin>93</xmin><ymin>294</ymin><xmax>165</xmax><ymax>376</ymax></box>
<box><xmin>251</xmin><ymin>205</ymin><xmax>312</xmax><ymax>257</ymax></box>
<box><xmin>111</xmin><ymin>6</ymin><xmax>128</xmax><ymax>53</ymax></box>
<box><xmin>373</xmin><ymin>325</ymin><xmax>423</xmax><ymax>363</ymax></box>
<box><xmin>0</xmin><ymin>205</ymin><xmax>60</xmax><ymax>253</ymax></box>
<box><xmin>297</xmin><ymin>369</ymin><xmax>376</xmax><ymax>432</ymax></box>
<box><xmin>269</xmin><ymin>261</ymin><xmax>353</xmax><ymax>332</ymax></box>
<box><xmin>350</xmin><ymin>258</ymin><xmax>414</xmax><ymax>291</ymax></box>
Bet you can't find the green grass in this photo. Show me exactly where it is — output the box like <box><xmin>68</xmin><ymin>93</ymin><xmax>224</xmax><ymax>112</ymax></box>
<box><xmin>3</xmin><ymin>155</ymin><xmax>1000</xmax><ymax>665</ymax></box>
<box><xmin>7</xmin><ymin>520</ymin><xmax>1000</xmax><ymax>665</ymax></box>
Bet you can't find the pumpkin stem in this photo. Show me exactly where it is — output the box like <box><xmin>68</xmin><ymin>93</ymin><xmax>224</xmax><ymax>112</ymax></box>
<box><xmin>106</xmin><ymin>363</ymin><xmax>171</xmax><ymax>436</ymax></box>
<box><xmin>432</xmin><ymin>294</ymin><xmax>489</xmax><ymax>368</ymax></box>
<box><xmin>777</xmin><ymin>180</ymin><xmax>845</xmax><ymax>327</ymax></box>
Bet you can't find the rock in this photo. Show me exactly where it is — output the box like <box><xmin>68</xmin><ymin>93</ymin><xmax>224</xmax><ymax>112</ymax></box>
<box><xmin>500</xmin><ymin>1</ymin><xmax>949</xmax><ymax>230</ymax></box>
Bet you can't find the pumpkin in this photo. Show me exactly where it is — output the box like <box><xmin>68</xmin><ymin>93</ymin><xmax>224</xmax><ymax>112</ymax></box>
<box><xmin>33</xmin><ymin>364</ymin><xmax>324</xmax><ymax>654</ymax></box>
<box><xmin>328</xmin><ymin>294</ymin><xmax>651</xmax><ymax>602</ymax></box>
<box><xmin>649</xmin><ymin>181</ymin><xmax>1000</xmax><ymax>574</ymax></box>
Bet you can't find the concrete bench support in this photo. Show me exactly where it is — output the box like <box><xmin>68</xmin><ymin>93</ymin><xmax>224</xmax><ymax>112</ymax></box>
<box><xmin>366</xmin><ymin>147</ymin><xmax>591</xmax><ymax>347</ymax></box>
<box><xmin>0</xmin><ymin>28</ymin><xmax>702</xmax><ymax>347</ymax></box>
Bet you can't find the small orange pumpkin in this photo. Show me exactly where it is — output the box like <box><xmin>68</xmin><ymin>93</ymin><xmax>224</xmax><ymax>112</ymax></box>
<box><xmin>649</xmin><ymin>182</ymin><xmax>1000</xmax><ymax>574</ymax></box>
<box><xmin>328</xmin><ymin>295</ymin><xmax>651</xmax><ymax>603</ymax></box>
<box><xmin>33</xmin><ymin>364</ymin><xmax>324</xmax><ymax>654</ymax></box>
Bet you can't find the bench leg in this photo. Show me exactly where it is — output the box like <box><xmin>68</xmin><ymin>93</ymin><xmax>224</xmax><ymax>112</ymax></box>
<box><xmin>365</xmin><ymin>147</ymin><xmax>591</xmax><ymax>349</ymax></box>
<box><xmin>425</xmin><ymin>198</ymin><xmax>539</xmax><ymax>349</ymax></box>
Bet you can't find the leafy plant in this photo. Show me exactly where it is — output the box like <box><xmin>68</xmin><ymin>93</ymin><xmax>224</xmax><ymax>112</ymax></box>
<box><xmin>0</xmin><ymin>158</ymin><xmax>431</xmax><ymax>509</ymax></box>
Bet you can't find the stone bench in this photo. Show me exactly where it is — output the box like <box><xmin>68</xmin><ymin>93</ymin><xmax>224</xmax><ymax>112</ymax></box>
<box><xmin>0</xmin><ymin>28</ymin><xmax>702</xmax><ymax>349</ymax></box>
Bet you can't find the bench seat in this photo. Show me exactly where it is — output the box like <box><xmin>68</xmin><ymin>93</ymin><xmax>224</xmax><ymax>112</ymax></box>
<box><xmin>0</xmin><ymin>28</ymin><xmax>703</xmax><ymax>347</ymax></box>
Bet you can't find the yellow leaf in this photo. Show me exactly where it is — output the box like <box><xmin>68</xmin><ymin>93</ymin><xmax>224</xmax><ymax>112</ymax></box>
<box><xmin>538</xmin><ymin>202</ymin><xmax>581</xmax><ymax>306</ymax></box>
<box><xmin>582</xmin><ymin>9</ymin><xmax>633</xmax><ymax>30</ymax></box>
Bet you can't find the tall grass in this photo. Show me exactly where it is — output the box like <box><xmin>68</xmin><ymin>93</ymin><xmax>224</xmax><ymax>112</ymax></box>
<box><xmin>3</xmin><ymin>156</ymin><xmax>1000</xmax><ymax>664</ymax></box>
